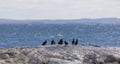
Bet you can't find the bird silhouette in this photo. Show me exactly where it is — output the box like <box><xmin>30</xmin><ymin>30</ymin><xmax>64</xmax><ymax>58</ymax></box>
<box><xmin>72</xmin><ymin>38</ymin><xmax>75</xmax><ymax>45</ymax></box>
<box><xmin>51</xmin><ymin>38</ymin><xmax>56</xmax><ymax>45</ymax></box>
<box><xmin>58</xmin><ymin>39</ymin><xmax>63</xmax><ymax>45</ymax></box>
<box><xmin>64</xmin><ymin>41</ymin><xmax>68</xmax><ymax>46</ymax></box>
<box><xmin>41</xmin><ymin>40</ymin><xmax>47</xmax><ymax>45</ymax></box>
<box><xmin>75</xmin><ymin>39</ymin><xmax>78</xmax><ymax>45</ymax></box>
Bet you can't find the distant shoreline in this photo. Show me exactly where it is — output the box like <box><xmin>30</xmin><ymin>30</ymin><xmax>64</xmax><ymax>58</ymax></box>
<box><xmin>0</xmin><ymin>18</ymin><xmax>120</xmax><ymax>24</ymax></box>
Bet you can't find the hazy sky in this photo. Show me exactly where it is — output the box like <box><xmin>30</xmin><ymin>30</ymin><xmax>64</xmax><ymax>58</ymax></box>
<box><xmin>0</xmin><ymin>0</ymin><xmax>120</xmax><ymax>19</ymax></box>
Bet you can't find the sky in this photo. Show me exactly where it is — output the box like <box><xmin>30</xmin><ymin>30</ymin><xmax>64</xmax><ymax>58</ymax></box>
<box><xmin>0</xmin><ymin>0</ymin><xmax>120</xmax><ymax>20</ymax></box>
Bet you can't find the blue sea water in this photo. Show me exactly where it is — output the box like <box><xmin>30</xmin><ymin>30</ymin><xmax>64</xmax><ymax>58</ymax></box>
<box><xmin>0</xmin><ymin>23</ymin><xmax>120</xmax><ymax>48</ymax></box>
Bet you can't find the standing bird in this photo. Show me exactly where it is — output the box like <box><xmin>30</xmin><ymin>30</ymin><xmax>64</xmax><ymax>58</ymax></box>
<box><xmin>75</xmin><ymin>39</ymin><xmax>78</xmax><ymax>45</ymax></box>
<box><xmin>42</xmin><ymin>40</ymin><xmax>47</xmax><ymax>45</ymax></box>
<box><xmin>72</xmin><ymin>38</ymin><xmax>75</xmax><ymax>45</ymax></box>
<box><xmin>64</xmin><ymin>41</ymin><xmax>68</xmax><ymax>46</ymax></box>
<box><xmin>58</xmin><ymin>39</ymin><xmax>63</xmax><ymax>45</ymax></box>
<box><xmin>51</xmin><ymin>38</ymin><xmax>56</xmax><ymax>45</ymax></box>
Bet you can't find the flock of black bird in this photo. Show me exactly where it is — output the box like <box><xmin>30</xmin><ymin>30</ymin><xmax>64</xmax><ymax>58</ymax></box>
<box><xmin>41</xmin><ymin>38</ymin><xmax>78</xmax><ymax>46</ymax></box>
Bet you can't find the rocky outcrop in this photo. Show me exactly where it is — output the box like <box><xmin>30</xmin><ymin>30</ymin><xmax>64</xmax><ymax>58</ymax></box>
<box><xmin>0</xmin><ymin>45</ymin><xmax>120</xmax><ymax>64</ymax></box>
<box><xmin>83</xmin><ymin>53</ymin><xmax>120</xmax><ymax>64</ymax></box>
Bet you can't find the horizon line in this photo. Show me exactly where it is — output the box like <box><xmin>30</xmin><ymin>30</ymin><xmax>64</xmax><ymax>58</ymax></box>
<box><xmin>0</xmin><ymin>17</ymin><xmax>120</xmax><ymax>20</ymax></box>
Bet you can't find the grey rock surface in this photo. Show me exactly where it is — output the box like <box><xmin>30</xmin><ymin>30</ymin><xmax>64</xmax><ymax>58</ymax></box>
<box><xmin>0</xmin><ymin>45</ymin><xmax>120</xmax><ymax>64</ymax></box>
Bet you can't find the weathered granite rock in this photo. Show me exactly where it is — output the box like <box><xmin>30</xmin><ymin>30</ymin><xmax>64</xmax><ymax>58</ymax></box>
<box><xmin>0</xmin><ymin>51</ymin><xmax>18</xmax><ymax>60</ymax></box>
<box><xmin>0</xmin><ymin>45</ymin><xmax>120</xmax><ymax>64</ymax></box>
<box><xmin>83</xmin><ymin>53</ymin><xmax>120</xmax><ymax>64</ymax></box>
<box><xmin>0</xmin><ymin>53</ymin><xmax>10</xmax><ymax>59</ymax></box>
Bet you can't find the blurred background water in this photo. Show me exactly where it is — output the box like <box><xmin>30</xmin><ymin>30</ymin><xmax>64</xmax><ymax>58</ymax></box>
<box><xmin>0</xmin><ymin>23</ymin><xmax>120</xmax><ymax>48</ymax></box>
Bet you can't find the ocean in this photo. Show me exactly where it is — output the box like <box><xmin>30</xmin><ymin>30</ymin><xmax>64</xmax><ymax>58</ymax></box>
<box><xmin>0</xmin><ymin>23</ymin><xmax>120</xmax><ymax>48</ymax></box>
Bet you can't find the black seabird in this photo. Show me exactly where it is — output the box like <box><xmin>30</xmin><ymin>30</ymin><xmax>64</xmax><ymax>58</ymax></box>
<box><xmin>64</xmin><ymin>41</ymin><xmax>68</xmax><ymax>46</ymax></box>
<box><xmin>51</xmin><ymin>38</ymin><xmax>56</xmax><ymax>45</ymax></box>
<box><xmin>72</xmin><ymin>38</ymin><xmax>75</xmax><ymax>45</ymax></box>
<box><xmin>75</xmin><ymin>39</ymin><xmax>78</xmax><ymax>45</ymax></box>
<box><xmin>42</xmin><ymin>40</ymin><xmax>47</xmax><ymax>45</ymax></box>
<box><xmin>58</xmin><ymin>39</ymin><xmax>63</xmax><ymax>45</ymax></box>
